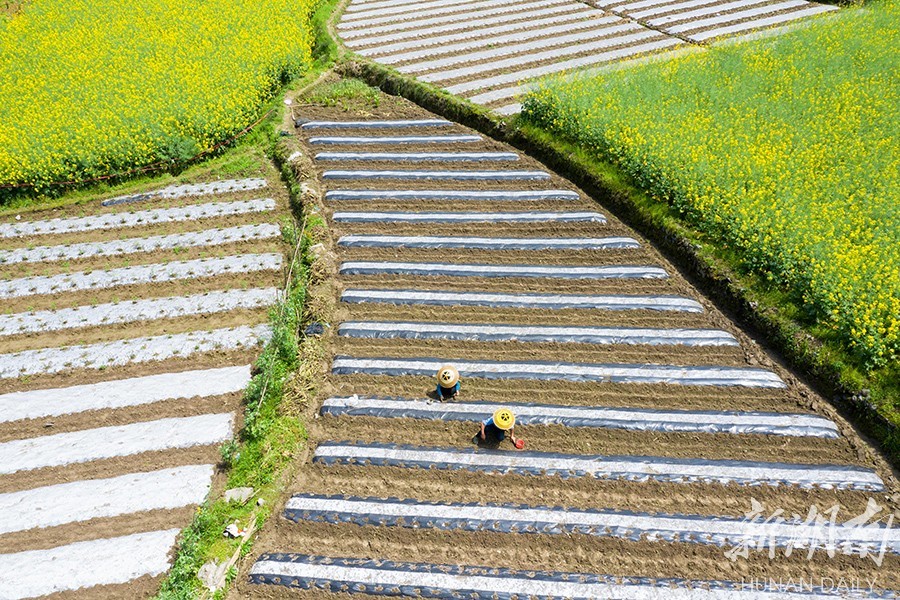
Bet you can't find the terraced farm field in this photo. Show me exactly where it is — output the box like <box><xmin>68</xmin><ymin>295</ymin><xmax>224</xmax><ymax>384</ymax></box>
<box><xmin>237</xmin><ymin>88</ymin><xmax>900</xmax><ymax>598</ymax></box>
<box><xmin>0</xmin><ymin>171</ymin><xmax>288</xmax><ymax>598</ymax></box>
<box><xmin>338</xmin><ymin>0</ymin><xmax>837</xmax><ymax>114</ymax></box>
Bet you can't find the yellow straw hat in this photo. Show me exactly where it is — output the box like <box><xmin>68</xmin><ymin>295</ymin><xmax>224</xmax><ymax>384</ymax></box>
<box><xmin>493</xmin><ymin>408</ymin><xmax>515</xmax><ymax>430</ymax></box>
<box><xmin>436</xmin><ymin>365</ymin><xmax>459</xmax><ymax>387</ymax></box>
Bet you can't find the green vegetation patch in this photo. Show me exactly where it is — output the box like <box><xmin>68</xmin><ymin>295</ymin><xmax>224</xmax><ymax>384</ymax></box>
<box><xmin>0</xmin><ymin>0</ymin><xmax>316</xmax><ymax>197</ymax></box>
<box><xmin>523</xmin><ymin>2</ymin><xmax>899</xmax><ymax>373</ymax></box>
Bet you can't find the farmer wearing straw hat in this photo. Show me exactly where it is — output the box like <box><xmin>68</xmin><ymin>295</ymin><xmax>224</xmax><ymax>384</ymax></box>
<box><xmin>436</xmin><ymin>365</ymin><xmax>461</xmax><ymax>401</ymax></box>
<box><xmin>476</xmin><ymin>408</ymin><xmax>523</xmax><ymax>449</ymax></box>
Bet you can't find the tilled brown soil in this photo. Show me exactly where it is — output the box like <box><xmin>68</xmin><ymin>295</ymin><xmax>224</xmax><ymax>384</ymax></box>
<box><xmin>0</xmin><ymin>348</ymin><xmax>259</xmax><ymax>395</ymax></box>
<box><xmin>386</xmin><ymin>18</ymin><xmax>625</xmax><ymax>70</ymax></box>
<box><xmin>257</xmin><ymin>520</ymin><xmax>900</xmax><ymax>588</ymax></box>
<box><xmin>0</xmin><ymin>308</ymin><xmax>269</xmax><ymax>353</ymax></box>
<box><xmin>330</xmin><ymin>222</ymin><xmax>642</xmax><ymax>241</ymax></box>
<box><xmin>332</xmin><ymin>336</ymin><xmax>752</xmax><ymax>367</ymax></box>
<box><xmin>236</xmin><ymin>89</ymin><xmax>900</xmax><ymax>599</ymax></box>
<box><xmin>323</xmin><ymin>373</ymin><xmax>808</xmax><ymax>412</ymax></box>
<box><xmin>323</xmin><ymin>174</ymin><xmax>579</xmax><ymax>192</ymax></box>
<box><xmin>297</xmin><ymin>463</ymin><xmax>893</xmax><ymax>520</ymax></box>
<box><xmin>0</xmin><ymin>507</ymin><xmax>198</xmax><ymax>554</ymax></box>
<box><xmin>40</xmin><ymin>575</ymin><xmax>166</xmax><ymax>600</ymax></box>
<box><xmin>327</xmin><ymin>199</ymin><xmax>594</xmax><ymax>213</ymax></box>
<box><xmin>0</xmin><ymin>392</ymin><xmax>241</xmax><ymax>443</ymax></box>
<box><xmin>312</xmin><ymin>415</ymin><xmax>858</xmax><ymax>464</ymax></box>
<box><xmin>1</xmin><ymin>269</ymin><xmax>283</xmax><ymax>315</ymax></box>
<box><xmin>338</xmin><ymin>247</ymin><xmax>659</xmax><ymax>267</ymax></box>
<box><xmin>0</xmin><ymin>237</ymin><xmax>281</xmax><ymax>281</ymax></box>
<box><xmin>0</xmin><ymin>186</ymin><xmax>278</xmax><ymax>224</ymax></box>
<box><xmin>0</xmin><ymin>445</ymin><xmax>222</xmax><ymax>495</ymax></box>
<box><xmin>0</xmin><ymin>211</ymin><xmax>283</xmax><ymax>251</ymax></box>
<box><xmin>313</xmin><ymin>140</ymin><xmax>515</xmax><ymax>156</ymax></box>
<box><xmin>338</xmin><ymin>303</ymin><xmax>723</xmax><ymax>330</ymax></box>
<box><xmin>340</xmin><ymin>273</ymin><xmax>695</xmax><ymax>296</ymax></box>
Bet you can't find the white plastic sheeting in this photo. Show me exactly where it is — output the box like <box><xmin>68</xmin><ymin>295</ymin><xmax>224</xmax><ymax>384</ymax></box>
<box><xmin>284</xmin><ymin>494</ymin><xmax>898</xmax><ymax>553</ymax></box>
<box><xmin>332</xmin><ymin>211</ymin><xmax>603</xmax><ymax>223</ymax></box>
<box><xmin>331</xmin><ymin>356</ymin><xmax>787</xmax><ymax>388</ymax></box>
<box><xmin>455</xmin><ymin>38</ymin><xmax>681</xmax><ymax>100</ymax></box>
<box><xmin>337</xmin><ymin>235</ymin><xmax>636</xmax><ymax>250</ymax></box>
<box><xmin>688</xmin><ymin>4</ymin><xmax>836</xmax><ymax>41</ymax></box>
<box><xmin>344</xmin><ymin>2</ymin><xmax>583</xmax><ymax>47</ymax></box>
<box><xmin>340</xmin><ymin>288</ymin><xmax>704</xmax><ymax>312</ymax></box>
<box><xmin>371</xmin><ymin>10</ymin><xmax>608</xmax><ymax>62</ymax></box>
<box><xmin>340</xmin><ymin>261</ymin><xmax>668</xmax><ymax>279</ymax></box>
<box><xmin>495</xmin><ymin>103</ymin><xmax>523</xmax><ymax>115</ymax></box>
<box><xmin>0</xmin><ymin>324</ymin><xmax>270</xmax><ymax>378</ymax></box>
<box><xmin>0</xmin><ymin>465</ymin><xmax>215</xmax><ymax>534</ymax></box>
<box><xmin>300</xmin><ymin>119</ymin><xmax>451</xmax><ymax>128</ymax></box>
<box><xmin>315</xmin><ymin>152</ymin><xmax>519</xmax><ymax>161</ymax></box>
<box><xmin>0</xmin><ymin>253</ymin><xmax>282</xmax><ymax>300</ymax></box>
<box><xmin>101</xmin><ymin>178</ymin><xmax>267</xmax><ymax>206</ymax></box>
<box><xmin>0</xmin><ymin>365</ymin><xmax>251</xmax><ymax>422</ymax></box>
<box><xmin>0</xmin><ymin>288</ymin><xmax>278</xmax><ymax>336</ymax></box>
<box><xmin>339</xmin><ymin>0</ymin><xmax>533</xmax><ymax>29</ymax></box>
<box><xmin>325</xmin><ymin>189</ymin><xmax>579</xmax><ymax>201</ymax></box>
<box><xmin>309</xmin><ymin>135</ymin><xmax>482</xmax><ymax>144</ymax></box>
<box><xmin>666</xmin><ymin>0</ymin><xmax>808</xmax><ymax>32</ymax></box>
<box><xmin>338</xmin><ymin>321</ymin><xmax>739</xmax><ymax>346</ymax></box>
<box><xmin>0</xmin><ymin>529</ymin><xmax>181</xmax><ymax>599</ymax></box>
<box><xmin>339</xmin><ymin>0</ymin><xmax>570</xmax><ymax>38</ymax></box>
<box><xmin>323</xmin><ymin>170</ymin><xmax>550</xmax><ymax>181</ymax></box>
<box><xmin>250</xmin><ymin>554</ymin><xmax>895</xmax><ymax>599</ymax></box>
<box><xmin>346</xmin><ymin>0</ymin><xmax>473</xmax><ymax>13</ymax></box>
<box><xmin>313</xmin><ymin>442</ymin><xmax>884</xmax><ymax>490</ymax></box>
<box><xmin>400</xmin><ymin>22</ymin><xmax>638</xmax><ymax>74</ymax></box>
<box><xmin>0</xmin><ymin>198</ymin><xmax>275</xmax><ymax>239</ymax></box>
<box><xmin>646</xmin><ymin>0</ymin><xmax>772</xmax><ymax>25</ymax></box>
<box><xmin>420</xmin><ymin>27</ymin><xmax>653</xmax><ymax>83</ymax></box>
<box><xmin>343</xmin><ymin>0</ymin><xmax>500</xmax><ymax>20</ymax></box>
<box><xmin>321</xmin><ymin>395</ymin><xmax>840</xmax><ymax>437</ymax></box>
<box><xmin>0</xmin><ymin>413</ymin><xmax>233</xmax><ymax>474</ymax></box>
<box><xmin>0</xmin><ymin>223</ymin><xmax>280</xmax><ymax>265</ymax></box>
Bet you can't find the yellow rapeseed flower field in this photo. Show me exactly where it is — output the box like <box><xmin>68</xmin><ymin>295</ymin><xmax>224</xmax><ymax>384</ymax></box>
<box><xmin>524</xmin><ymin>1</ymin><xmax>899</xmax><ymax>368</ymax></box>
<box><xmin>0</xmin><ymin>0</ymin><xmax>314</xmax><ymax>193</ymax></box>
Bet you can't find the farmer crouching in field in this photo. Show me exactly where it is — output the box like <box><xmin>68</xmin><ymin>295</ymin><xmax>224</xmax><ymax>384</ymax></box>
<box><xmin>474</xmin><ymin>408</ymin><xmax>524</xmax><ymax>449</ymax></box>
<box><xmin>436</xmin><ymin>365</ymin><xmax>461</xmax><ymax>401</ymax></box>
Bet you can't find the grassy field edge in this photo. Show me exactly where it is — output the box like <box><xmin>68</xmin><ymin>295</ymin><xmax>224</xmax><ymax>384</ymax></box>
<box><xmin>337</xmin><ymin>58</ymin><xmax>900</xmax><ymax>466</ymax></box>
<box><xmin>151</xmin><ymin>77</ymin><xmax>338</xmax><ymax>600</ymax></box>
